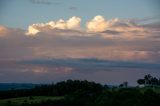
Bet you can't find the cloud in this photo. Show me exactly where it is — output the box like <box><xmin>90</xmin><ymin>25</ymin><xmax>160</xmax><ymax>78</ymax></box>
<box><xmin>0</xmin><ymin>25</ymin><xmax>8</xmax><ymax>37</ymax></box>
<box><xmin>1</xmin><ymin>16</ymin><xmax>160</xmax><ymax>62</ymax></box>
<box><xmin>19</xmin><ymin>58</ymin><xmax>160</xmax><ymax>71</ymax></box>
<box><xmin>68</xmin><ymin>6</ymin><xmax>78</xmax><ymax>11</ymax></box>
<box><xmin>30</xmin><ymin>0</ymin><xmax>62</xmax><ymax>5</ymax></box>
<box><xmin>26</xmin><ymin>25</ymin><xmax>40</xmax><ymax>35</ymax></box>
<box><xmin>1</xmin><ymin>18</ymin><xmax>160</xmax><ymax>84</ymax></box>
<box><xmin>30</xmin><ymin>0</ymin><xmax>52</xmax><ymax>5</ymax></box>
<box><xmin>1</xmin><ymin>25</ymin><xmax>159</xmax><ymax>62</ymax></box>
<box><xmin>86</xmin><ymin>15</ymin><xmax>147</xmax><ymax>34</ymax></box>
<box><xmin>86</xmin><ymin>15</ymin><xmax>108</xmax><ymax>32</ymax></box>
<box><xmin>26</xmin><ymin>15</ymin><xmax>150</xmax><ymax>38</ymax></box>
<box><xmin>66</xmin><ymin>16</ymin><xmax>81</xmax><ymax>29</ymax></box>
<box><xmin>26</xmin><ymin>16</ymin><xmax>81</xmax><ymax>35</ymax></box>
<box><xmin>1</xmin><ymin>58</ymin><xmax>160</xmax><ymax>84</ymax></box>
<box><xmin>141</xmin><ymin>22</ymin><xmax>160</xmax><ymax>32</ymax></box>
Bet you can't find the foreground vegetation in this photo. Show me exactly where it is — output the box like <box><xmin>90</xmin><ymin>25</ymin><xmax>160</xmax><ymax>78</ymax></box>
<box><xmin>0</xmin><ymin>74</ymin><xmax>160</xmax><ymax>106</ymax></box>
<box><xmin>0</xmin><ymin>96</ymin><xmax>64</xmax><ymax>106</ymax></box>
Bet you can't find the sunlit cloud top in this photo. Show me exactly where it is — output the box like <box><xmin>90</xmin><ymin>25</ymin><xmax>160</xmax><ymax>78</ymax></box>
<box><xmin>26</xmin><ymin>16</ymin><xmax>81</xmax><ymax>35</ymax></box>
<box><xmin>26</xmin><ymin>15</ymin><xmax>150</xmax><ymax>37</ymax></box>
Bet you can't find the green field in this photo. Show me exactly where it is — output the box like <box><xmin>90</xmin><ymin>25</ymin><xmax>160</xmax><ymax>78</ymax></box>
<box><xmin>0</xmin><ymin>96</ymin><xmax>64</xmax><ymax>105</ymax></box>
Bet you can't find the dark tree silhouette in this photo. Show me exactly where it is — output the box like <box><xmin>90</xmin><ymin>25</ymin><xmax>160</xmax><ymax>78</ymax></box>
<box><xmin>137</xmin><ymin>74</ymin><xmax>160</xmax><ymax>87</ymax></box>
<box><xmin>144</xmin><ymin>74</ymin><xmax>152</xmax><ymax>85</ymax></box>
<box><xmin>119</xmin><ymin>81</ymin><xmax>128</xmax><ymax>88</ymax></box>
<box><xmin>151</xmin><ymin>77</ymin><xmax>159</xmax><ymax>86</ymax></box>
<box><xmin>123</xmin><ymin>81</ymin><xmax>128</xmax><ymax>88</ymax></box>
<box><xmin>137</xmin><ymin>79</ymin><xmax>145</xmax><ymax>85</ymax></box>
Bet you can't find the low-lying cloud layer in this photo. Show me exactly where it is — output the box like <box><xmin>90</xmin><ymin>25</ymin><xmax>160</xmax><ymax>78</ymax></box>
<box><xmin>0</xmin><ymin>59</ymin><xmax>160</xmax><ymax>85</ymax></box>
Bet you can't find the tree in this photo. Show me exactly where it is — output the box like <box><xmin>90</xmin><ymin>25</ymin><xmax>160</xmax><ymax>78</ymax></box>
<box><xmin>151</xmin><ymin>77</ymin><xmax>158</xmax><ymax>86</ymax></box>
<box><xmin>138</xmin><ymin>74</ymin><xmax>160</xmax><ymax>86</ymax></box>
<box><xmin>119</xmin><ymin>81</ymin><xmax>128</xmax><ymax>88</ymax></box>
<box><xmin>137</xmin><ymin>79</ymin><xmax>145</xmax><ymax>85</ymax></box>
<box><xmin>144</xmin><ymin>74</ymin><xmax>152</xmax><ymax>85</ymax></box>
<box><xmin>158</xmin><ymin>78</ymin><xmax>160</xmax><ymax>85</ymax></box>
<box><xmin>123</xmin><ymin>81</ymin><xmax>128</xmax><ymax>88</ymax></box>
<box><xmin>119</xmin><ymin>84</ymin><xmax>123</xmax><ymax>88</ymax></box>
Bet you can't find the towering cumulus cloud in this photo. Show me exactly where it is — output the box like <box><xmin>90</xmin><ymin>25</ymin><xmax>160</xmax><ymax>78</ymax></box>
<box><xmin>26</xmin><ymin>16</ymin><xmax>81</xmax><ymax>35</ymax></box>
<box><xmin>86</xmin><ymin>15</ymin><xmax>108</xmax><ymax>32</ymax></box>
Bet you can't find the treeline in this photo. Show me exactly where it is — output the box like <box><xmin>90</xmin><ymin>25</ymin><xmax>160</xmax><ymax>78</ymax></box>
<box><xmin>0</xmin><ymin>75</ymin><xmax>160</xmax><ymax>106</ymax></box>
<box><xmin>0</xmin><ymin>80</ymin><xmax>103</xmax><ymax>99</ymax></box>
<box><xmin>137</xmin><ymin>74</ymin><xmax>160</xmax><ymax>86</ymax></box>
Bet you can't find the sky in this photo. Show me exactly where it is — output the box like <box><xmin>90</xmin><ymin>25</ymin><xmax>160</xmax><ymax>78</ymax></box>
<box><xmin>0</xmin><ymin>0</ymin><xmax>160</xmax><ymax>85</ymax></box>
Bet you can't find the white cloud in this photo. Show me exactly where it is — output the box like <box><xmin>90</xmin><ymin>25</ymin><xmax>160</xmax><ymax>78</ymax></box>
<box><xmin>55</xmin><ymin>19</ymin><xmax>66</xmax><ymax>29</ymax></box>
<box><xmin>26</xmin><ymin>15</ymin><xmax>148</xmax><ymax>37</ymax></box>
<box><xmin>86</xmin><ymin>15</ymin><xmax>108</xmax><ymax>32</ymax></box>
<box><xmin>26</xmin><ymin>16</ymin><xmax>81</xmax><ymax>35</ymax></box>
<box><xmin>86</xmin><ymin>15</ymin><xmax>146</xmax><ymax>34</ymax></box>
<box><xmin>26</xmin><ymin>25</ymin><xmax>40</xmax><ymax>35</ymax></box>
<box><xmin>66</xmin><ymin>16</ymin><xmax>81</xmax><ymax>29</ymax></box>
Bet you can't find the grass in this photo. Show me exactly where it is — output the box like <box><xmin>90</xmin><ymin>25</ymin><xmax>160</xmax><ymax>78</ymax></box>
<box><xmin>0</xmin><ymin>96</ymin><xmax>64</xmax><ymax>105</ymax></box>
<box><xmin>107</xmin><ymin>86</ymin><xmax>160</xmax><ymax>94</ymax></box>
<box><xmin>139</xmin><ymin>86</ymin><xmax>160</xmax><ymax>93</ymax></box>
<box><xmin>0</xmin><ymin>87</ymin><xmax>160</xmax><ymax>106</ymax></box>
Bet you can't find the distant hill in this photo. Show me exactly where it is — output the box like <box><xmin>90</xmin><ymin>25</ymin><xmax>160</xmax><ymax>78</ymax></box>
<box><xmin>0</xmin><ymin>83</ymin><xmax>39</xmax><ymax>91</ymax></box>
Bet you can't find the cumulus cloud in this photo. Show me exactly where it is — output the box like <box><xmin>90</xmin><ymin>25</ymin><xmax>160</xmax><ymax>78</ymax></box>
<box><xmin>26</xmin><ymin>15</ymin><xmax>149</xmax><ymax>38</ymax></box>
<box><xmin>26</xmin><ymin>25</ymin><xmax>40</xmax><ymax>35</ymax></box>
<box><xmin>1</xmin><ymin>16</ymin><xmax>160</xmax><ymax>62</ymax></box>
<box><xmin>1</xmin><ymin>18</ymin><xmax>160</xmax><ymax>84</ymax></box>
<box><xmin>86</xmin><ymin>15</ymin><xmax>108</xmax><ymax>32</ymax></box>
<box><xmin>26</xmin><ymin>16</ymin><xmax>81</xmax><ymax>35</ymax></box>
<box><xmin>86</xmin><ymin>15</ymin><xmax>147</xmax><ymax>35</ymax></box>
<box><xmin>66</xmin><ymin>16</ymin><xmax>81</xmax><ymax>29</ymax></box>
